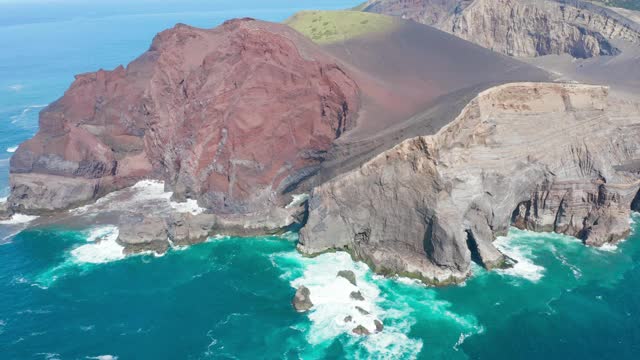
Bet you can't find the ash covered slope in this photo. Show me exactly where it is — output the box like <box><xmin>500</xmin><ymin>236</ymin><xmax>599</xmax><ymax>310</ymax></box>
<box><xmin>286</xmin><ymin>11</ymin><xmax>550</xmax><ymax>187</ymax></box>
<box><xmin>363</xmin><ymin>0</ymin><xmax>640</xmax><ymax>58</ymax></box>
<box><xmin>8</xmin><ymin>18</ymin><xmax>360</xmax><ymax>214</ymax></box>
<box><xmin>299</xmin><ymin>83</ymin><xmax>640</xmax><ymax>284</ymax></box>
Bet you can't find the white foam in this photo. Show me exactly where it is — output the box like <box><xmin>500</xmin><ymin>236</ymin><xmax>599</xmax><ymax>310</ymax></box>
<box><xmin>6</xmin><ymin>146</ymin><xmax>17</xmax><ymax>153</ymax></box>
<box><xmin>86</xmin><ymin>356</ymin><xmax>118</xmax><ymax>360</ymax></box>
<box><xmin>169</xmin><ymin>198</ymin><xmax>205</xmax><ymax>215</ymax></box>
<box><xmin>494</xmin><ymin>235</ymin><xmax>545</xmax><ymax>282</ymax></box>
<box><xmin>0</xmin><ymin>213</ymin><xmax>39</xmax><ymax>225</ymax></box>
<box><xmin>597</xmin><ymin>242</ymin><xmax>619</xmax><ymax>252</ymax></box>
<box><xmin>285</xmin><ymin>193</ymin><xmax>309</xmax><ymax>209</ymax></box>
<box><xmin>281</xmin><ymin>251</ymin><xmax>423</xmax><ymax>358</ymax></box>
<box><xmin>552</xmin><ymin>248</ymin><xmax>582</xmax><ymax>279</ymax></box>
<box><xmin>70</xmin><ymin>179</ymin><xmax>206</xmax><ymax>216</ymax></box>
<box><xmin>71</xmin><ymin>226</ymin><xmax>124</xmax><ymax>264</ymax></box>
<box><xmin>10</xmin><ymin>104</ymin><xmax>47</xmax><ymax>124</ymax></box>
<box><xmin>291</xmin><ymin>252</ymin><xmax>382</xmax><ymax>342</ymax></box>
<box><xmin>130</xmin><ymin>180</ymin><xmax>170</xmax><ymax>201</ymax></box>
<box><xmin>35</xmin><ymin>353</ymin><xmax>61</xmax><ymax>360</ymax></box>
<box><xmin>0</xmin><ymin>197</ymin><xmax>7</xmax><ymax>203</ymax></box>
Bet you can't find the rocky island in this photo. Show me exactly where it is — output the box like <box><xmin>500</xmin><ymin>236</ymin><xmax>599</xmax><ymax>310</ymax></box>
<box><xmin>2</xmin><ymin>1</ymin><xmax>640</xmax><ymax>290</ymax></box>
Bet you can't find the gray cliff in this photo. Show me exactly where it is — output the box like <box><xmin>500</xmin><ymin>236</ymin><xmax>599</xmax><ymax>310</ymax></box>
<box><xmin>298</xmin><ymin>82</ymin><xmax>640</xmax><ymax>284</ymax></box>
<box><xmin>363</xmin><ymin>0</ymin><xmax>640</xmax><ymax>58</ymax></box>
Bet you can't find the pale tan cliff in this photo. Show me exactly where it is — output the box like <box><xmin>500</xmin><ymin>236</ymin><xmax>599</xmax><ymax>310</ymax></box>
<box><xmin>299</xmin><ymin>82</ymin><xmax>640</xmax><ymax>284</ymax></box>
<box><xmin>364</xmin><ymin>0</ymin><xmax>640</xmax><ymax>58</ymax></box>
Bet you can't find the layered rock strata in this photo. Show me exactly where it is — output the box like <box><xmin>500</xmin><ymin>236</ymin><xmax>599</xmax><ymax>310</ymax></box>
<box><xmin>299</xmin><ymin>82</ymin><xmax>640</xmax><ymax>284</ymax></box>
<box><xmin>7</xmin><ymin>18</ymin><xmax>359</xmax><ymax>215</ymax></box>
<box><xmin>363</xmin><ymin>0</ymin><xmax>640</xmax><ymax>58</ymax></box>
<box><xmin>115</xmin><ymin>199</ymin><xmax>307</xmax><ymax>254</ymax></box>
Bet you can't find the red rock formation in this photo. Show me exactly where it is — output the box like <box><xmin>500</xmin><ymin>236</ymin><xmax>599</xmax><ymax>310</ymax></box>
<box><xmin>9</xmin><ymin>18</ymin><xmax>360</xmax><ymax>213</ymax></box>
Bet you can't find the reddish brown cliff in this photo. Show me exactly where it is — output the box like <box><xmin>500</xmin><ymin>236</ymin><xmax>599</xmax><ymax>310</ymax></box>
<box><xmin>8</xmin><ymin>18</ymin><xmax>360</xmax><ymax>214</ymax></box>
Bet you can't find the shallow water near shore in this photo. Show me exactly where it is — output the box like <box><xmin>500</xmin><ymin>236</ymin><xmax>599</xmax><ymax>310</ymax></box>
<box><xmin>1</xmin><ymin>215</ymin><xmax>640</xmax><ymax>359</ymax></box>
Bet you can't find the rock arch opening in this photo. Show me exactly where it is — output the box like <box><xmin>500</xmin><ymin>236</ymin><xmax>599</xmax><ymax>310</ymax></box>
<box><xmin>631</xmin><ymin>189</ymin><xmax>640</xmax><ymax>212</ymax></box>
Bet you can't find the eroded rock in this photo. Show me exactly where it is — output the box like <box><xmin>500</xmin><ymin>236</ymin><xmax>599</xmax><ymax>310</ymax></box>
<box><xmin>292</xmin><ymin>286</ymin><xmax>313</xmax><ymax>312</ymax></box>
<box><xmin>355</xmin><ymin>306</ymin><xmax>370</xmax><ymax>316</ymax></box>
<box><xmin>352</xmin><ymin>325</ymin><xmax>370</xmax><ymax>336</ymax></box>
<box><xmin>337</xmin><ymin>270</ymin><xmax>357</xmax><ymax>286</ymax></box>
<box><xmin>350</xmin><ymin>291</ymin><xmax>365</xmax><ymax>301</ymax></box>
<box><xmin>117</xmin><ymin>216</ymin><xmax>169</xmax><ymax>255</ymax></box>
<box><xmin>299</xmin><ymin>82</ymin><xmax>640</xmax><ymax>283</ymax></box>
<box><xmin>374</xmin><ymin>319</ymin><xmax>384</xmax><ymax>333</ymax></box>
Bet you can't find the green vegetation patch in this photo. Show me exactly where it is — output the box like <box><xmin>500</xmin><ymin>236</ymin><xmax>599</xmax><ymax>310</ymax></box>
<box><xmin>284</xmin><ymin>10</ymin><xmax>397</xmax><ymax>44</ymax></box>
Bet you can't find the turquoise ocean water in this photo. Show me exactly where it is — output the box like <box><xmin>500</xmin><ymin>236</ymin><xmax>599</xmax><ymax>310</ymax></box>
<box><xmin>1</xmin><ymin>1</ymin><xmax>640</xmax><ymax>359</ymax></box>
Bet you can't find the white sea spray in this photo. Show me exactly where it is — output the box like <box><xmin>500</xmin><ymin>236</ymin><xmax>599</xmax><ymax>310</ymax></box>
<box><xmin>494</xmin><ymin>232</ymin><xmax>545</xmax><ymax>282</ymax></box>
<box><xmin>71</xmin><ymin>226</ymin><xmax>124</xmax><ymax>264</ymax></box>
<box><xmin>0</xmin><ymin>214</ymin><xmax>39</xmax><ymax>225</ymax></box>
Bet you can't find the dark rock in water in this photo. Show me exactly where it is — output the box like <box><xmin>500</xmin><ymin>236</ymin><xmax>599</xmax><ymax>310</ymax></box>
<box><xmin>0</xmin><ymin>201</ymin><xmax>13</xmax><ymax>221</ymax></box>
<box><xmin>350</xmin><ymin>291</ymin><xmax>365</xmax><ymax>301</ymax></box>
<box><xmin>344</xmin><ymin>315</ymin><xmax>353</xmax><ymax>323</ymax></box>
<box><xmin>292</xmin><ymin>285</ymin><xmax>313</xmax><ymax>312</ymax></box>
<box><xmin>374</xmin><ymin>319</ymin><xmax>384</xmax><ymax>333</ymax></box>
<box><xmin>355</xmin><ymin>306</ymin><xmax>370</xmax><ymax>315</ymax></box>
<box><xmin>352</xmin><ymin>325</ymin><xmax>370</xmax><ymax>336</ymax></box>
<box><xmin>117</xmin><ymin>215</ymin><xmax>169</xmax><ymax>255</ymax></box>
<box><xmin>337</xmin><ymin>270</ymin><xmax>357</xmax><ymax>286</ymax></box>
<box><xmin>166</xmin><ymin>213</ymin><xmax>217</xmax><ymax>246</ymax></box>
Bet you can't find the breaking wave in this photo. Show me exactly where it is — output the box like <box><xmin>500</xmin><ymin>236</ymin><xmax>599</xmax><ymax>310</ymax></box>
<box><xmin>0</xmin><ymin>213</ymin><xmax>39</xmax><ymax>225</ymax></box>
<box><xmin>494</xmin><ymin>231</ymin><xmax>545</xmax><ymax>282</ymax></box>
<box><xmin>71</xmin><ymin>226</ymin><xmax>124</xmax><ymax>264</ymax></box>
<box><xmin>272</xmin><ymin>249</ymin><xmax>485</xmax><ymax>359</ymax></box>
<box><xmin>9</xmin><ymin>104</ymin><xmax>47</xmax><ymax>124</ymax></box>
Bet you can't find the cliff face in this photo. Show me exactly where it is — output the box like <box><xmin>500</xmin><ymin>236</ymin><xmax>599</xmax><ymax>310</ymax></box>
<box><xmin>299</xmin><ymin>83</ymin><xmax>640</xmax><ymax>284</ymax></box>
<box><xmin>8</xmin><ymin>18</ymin><xmax>359</xmax><ymax>214</ymax></box>
<box><xmin>364</xmin><ymin>0</ymin><xmax>640</xmax><ymax>58</ymax></box>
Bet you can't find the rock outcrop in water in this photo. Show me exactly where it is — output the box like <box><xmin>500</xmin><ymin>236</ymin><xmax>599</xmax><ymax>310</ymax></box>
<box><xmin>7</xmin><ymin>18</ymin><xmax>359</xmax><ymax>215</ymax></box>
<box><xmin>292</xmin><ymin>285</ymin><xmax>314</xmax><ymax>312</ymax></box>
<box><xmin>298</xmin><ymin>82</ymin><xmax>640</xmax><ymax>284</ymax></box>
<box><xmin>363</xmin><ymin>0</ymin><xmax>640</xmax><ymax>58</ymax></box>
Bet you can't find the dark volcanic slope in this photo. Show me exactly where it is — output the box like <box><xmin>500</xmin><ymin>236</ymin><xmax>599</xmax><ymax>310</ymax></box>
<box><xmin>325</xmin><ymin>19</ymin><xmax>550</xmax><ymax>139</ymax></box>
<box><xmin>8</xmin><ymin>18</ymin><xmax>360</xmax><ymax>214</ymax></box>
<box><xmin>308</xmin><ymin>18</ymin><xmax>550</xmax><ymax>183</ymax></box>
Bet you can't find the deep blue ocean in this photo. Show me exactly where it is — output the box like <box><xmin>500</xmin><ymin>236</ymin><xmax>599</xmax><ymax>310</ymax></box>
<box><xmin>1</xmin><ymin>1</ymin><xmax>640</xmax><ymax>359</ymax></box>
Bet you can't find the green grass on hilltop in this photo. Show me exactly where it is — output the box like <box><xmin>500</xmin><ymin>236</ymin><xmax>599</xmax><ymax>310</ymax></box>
<box><xmin>284</xmin><ymin>10</ymin><xmax>397</xmax><ymax>44</ymax></box>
